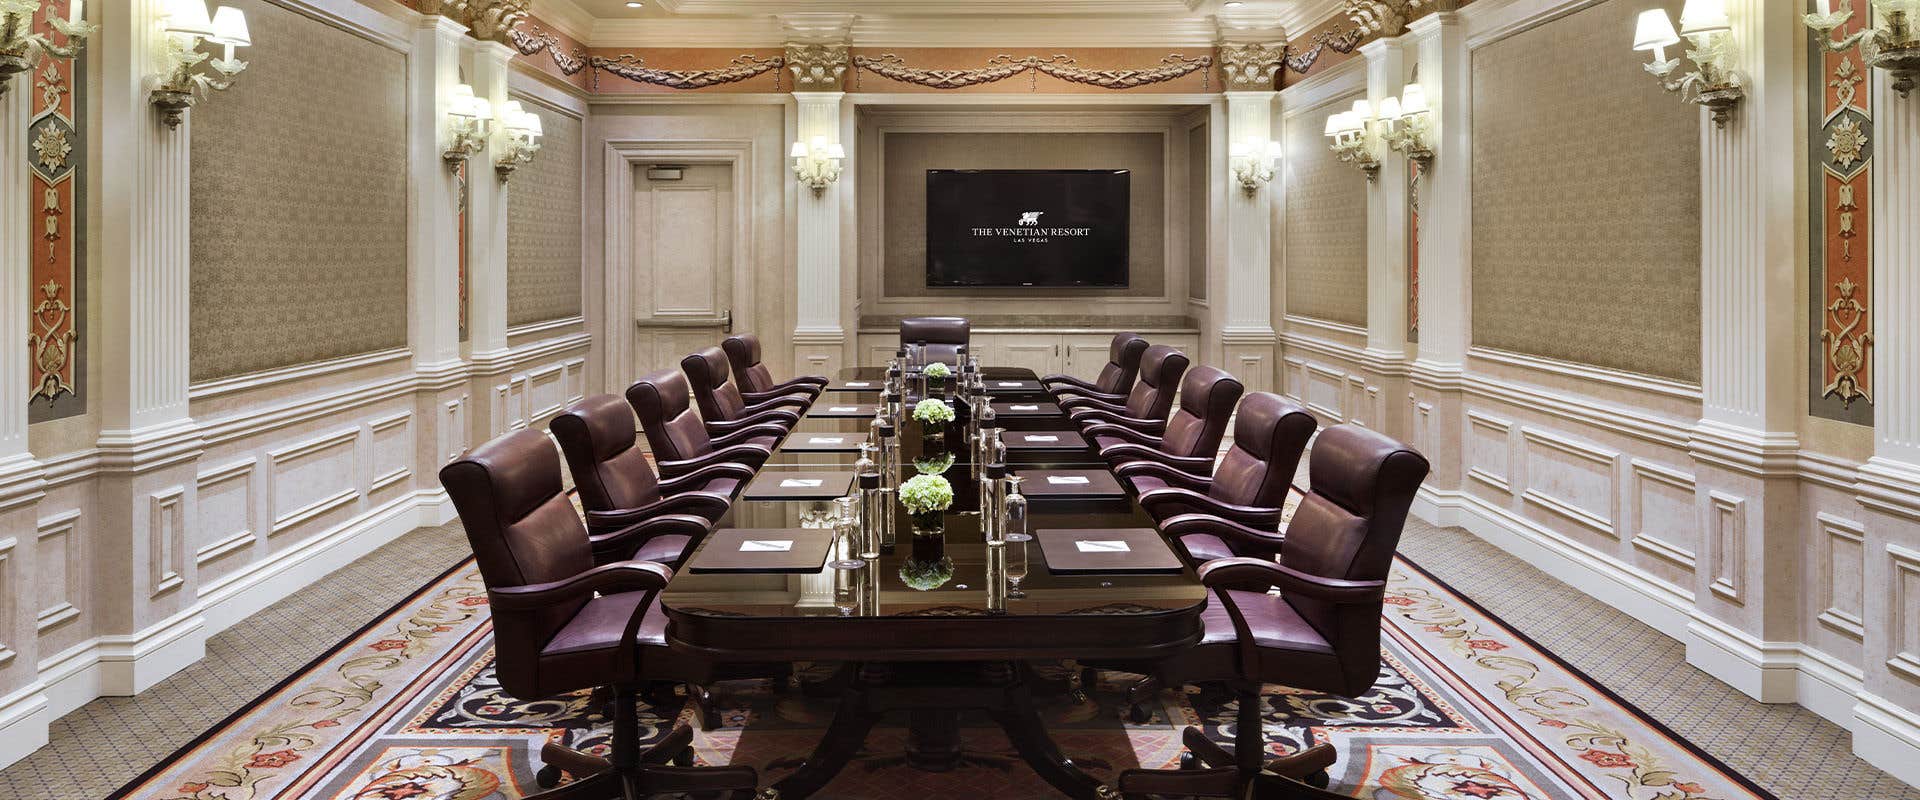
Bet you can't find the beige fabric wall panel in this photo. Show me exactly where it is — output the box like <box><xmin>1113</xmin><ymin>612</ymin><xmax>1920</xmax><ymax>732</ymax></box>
<box><xmin>1283</xmin><ymin>94</ymin><xmax>1370</xmax><ymax>327</ymax></box>
<box><xmin>507</xmin><ymin>103</ymin><xmax>586</xmax><ymax>326</ymax></box>
<box><xmin>1186</xmin><ymin>124</ymin><xmax>1209</xmax><ymax>303</ymax></box>
<box><xmin>1470</xmin><ymin>0</ymin><xmax>1702</xmax><ymax>383</ymax></box>
<box><xmin>880</xmin><ymin>131</ymin><xmax>1165</xmax><ymax>300</ymax></box>
<box><xmin>188</xmin><ymin>0</ymin><xmax>407</xmax><ymax>382</ymax></box>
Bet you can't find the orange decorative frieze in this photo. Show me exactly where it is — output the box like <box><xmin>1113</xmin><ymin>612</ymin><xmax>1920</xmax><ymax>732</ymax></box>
<box><xmin>508</xmin><ymin>18</ymin><xmax>590</xmax><ymax>92</ymax></box>
<box><xmin>586</xmin><ymin>48</ymin><xmax>787</xmax><ymax>93</ymax></box>
<box><xmin>849</xmin><ymin>48</ymin><xmax>1212</xmax><ymax>93</ymax></box>
<box><xmin>1809</xmin><ymin>0</ymin><xmax>1873</xmax><ymax>423</ymax></box>
<box><xmin>26</xmin><ymin>0</ymin><xmax>83</xmax><ymax>420</ymax></box>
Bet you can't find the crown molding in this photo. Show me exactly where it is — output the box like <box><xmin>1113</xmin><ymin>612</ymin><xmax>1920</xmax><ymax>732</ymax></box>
<box><xmin>531</xmin><ymin>0</ymin><xmax>594</xmax><ymax>41</ymax></box>
<box><xmin>653</xmin><ymin>0</ymin><xmax>1204</xmax><ymax>13</ymax></box>
<box><xmin>1274</xmin><ymin>0</ymin><xmax>1353</xmax><ymax>42</ymax></box>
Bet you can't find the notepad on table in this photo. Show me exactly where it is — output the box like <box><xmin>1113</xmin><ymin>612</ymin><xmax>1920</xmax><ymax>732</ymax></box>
<box><xmin>779</xmin><ymin>479</ymin><xmax>823</xmax><ymax>488</ymax></box>
<box><xmin>1047</xmin><ymin>475</ymin><xmax>1091</xmax><ymax>485</ymax></box>
<box><xmin>1075</xmin><ymin>540</ymin><xmax>1130</xmax><ymax>553</ymax></box>
<box><xmin>1025</xmin><ymin>435</ymin><xmax>1058</xmax><ymax>442</ymax></box>
<box><xmin>741</xmin><ymin>539</ymin><xmax>794</xmax><ymax>552</ymax></box>
<box><xmin>1036</xmin><ymin>529</ymin><xmax>1183</xmax><ymax>575</ymax></box>
<box><xmin>1011</xmin><ymin>404</ymin><xmax>1040</xmax><ymax>411</ymax></box>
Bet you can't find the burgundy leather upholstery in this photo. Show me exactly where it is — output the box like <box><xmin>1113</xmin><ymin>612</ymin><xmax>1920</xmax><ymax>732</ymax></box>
<box><xmin>1062</xmin><ymin>345</ymin><xmax>1190</xmax><ymax>434</ymax></box>
<box><xmin>899</xmin><ymin>316</ymin><xmax>970</xmax><ymax>365</ymax></box>
<box><xmin>1042</xmin><ymin>332</ymin><xmax>1148</xmax><ymax>400</ymax></box>
<box><xmin>1087</xmin><ymin>366</ymin><xmax>1242</xmax><ymax>474</ymax></box>
<box><xmin>722</xmin><ymin>334</ymin><xmax>829</xmax><ymax>398</ymax></box>
<box><xmin>681</xmin><ymin>346</ymin><xmax>810</xmax><ymax>430</ymax></box>
<box><xmin>551</xmin><ymin>394</ymin><xmax>748</xmax><ymax>544</ymax></box>
<box><xmin>1132</xmin><ymin>393</ymin><xmax>1317</xmax><ymax>562</ymax></box>
<box><xmin>626</xmin><ymin>369</ymin><xmax>779</xmax><ymax>474</ymax></box>
<box><xmin>439</xmin><ymin>429</ymin><xmax>694</xmax><ymax>700</ymax></box>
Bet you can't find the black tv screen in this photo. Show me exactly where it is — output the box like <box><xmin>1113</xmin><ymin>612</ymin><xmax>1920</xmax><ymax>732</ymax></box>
<box><xmin>925</xmin><ymin>169</ymin><xmax>1129</xmax><ymax>288</ymax></box>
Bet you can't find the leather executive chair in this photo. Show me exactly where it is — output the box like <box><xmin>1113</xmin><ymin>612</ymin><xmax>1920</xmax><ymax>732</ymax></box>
<box><xmin>1110</xmin><ymin>424</ymin><xmax>1431</xmax><ymax>799</ymax></box>
<box><xmin>1060</xmin><ymin>344</ymin><xmax>1191</xmax><ymax>437</ymax></box>
<box><xmin>722</xmin><ymin>333</ymin><xmax>829</xmax><ymax>400</ymax></box>
<box><xmin>681</xmin><ymin>346</ymin><xmax>811</xmax><ymax>432</ymax></box>
<box><xmin>626</xmin><ymin>369</ymin><xmax>781</xmax><ymax>475</ymax></box>
<box><xmin>551</xmin><ymin>395</ymin><xmax>750</xmax><ymax>565</ymax></box>
<box><xmin>1123</xmin><ymin>392</ymin><xmax>1318</xmax><ymax>564</ymax></box>
<box><xmin>1040</xmin><ymin>332</ymin><xmax>1149</xmax><ymax>403</ymax></box>
<box><xmin>440</xmin><ymin>429</ymin><xmax>764</xmax><ymax>798</ymax></box>
<box><xmin>1084</xmin><ymin>364</ymin><xmax>1242</xmax><ymax>474</ymax></box>
<box><xmin>898</xmin><ymin>316</ymin><xmax>971</xmax><ymax>365</ymax></box>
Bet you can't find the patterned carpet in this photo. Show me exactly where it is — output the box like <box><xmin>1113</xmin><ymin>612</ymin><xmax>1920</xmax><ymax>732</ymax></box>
<box><xmin>100</xmin><ymin>546</ymin><xmax>1778</xmax><ymax>800</ymax></box>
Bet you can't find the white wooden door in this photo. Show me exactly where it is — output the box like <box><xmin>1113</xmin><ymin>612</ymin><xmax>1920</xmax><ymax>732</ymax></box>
<box><xmin>629</xmin><ymin>164</ymin><xmax>735</xmax><ymax>379</ymax></box>
<box><xmin>990</xmin><ymin>335</ymin><xmax>1063</xmax><ymax>376</ymax></box>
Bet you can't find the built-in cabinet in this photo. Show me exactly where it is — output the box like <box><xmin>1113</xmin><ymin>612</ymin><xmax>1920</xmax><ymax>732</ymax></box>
<box><xmin>859</xmin><ymin>329</ymin><xmax>1201</xmax><ymax>380</ymax></box>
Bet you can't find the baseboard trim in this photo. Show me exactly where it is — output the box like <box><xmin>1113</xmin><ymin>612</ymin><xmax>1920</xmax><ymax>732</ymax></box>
<box><xmin>1683</xmin><ymin>613</ymin><xmax>1800</xmax><ymax>703</ymax></box>
<box><xmin>1855</xmin><ymin>692</ymin><xmax>1920</xmax><ymax>789</ymax></box>
<box><xmin>0</xmin><ymin>489</ymin><xmax>454</xmax><ymax>772</ymax></box>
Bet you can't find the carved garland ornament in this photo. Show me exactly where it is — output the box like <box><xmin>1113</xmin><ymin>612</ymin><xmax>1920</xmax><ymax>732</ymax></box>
<box><xmin>853</xmin><ymin>53</ymin><xmax>1213</xmax><ymax>91</ymax></box>
<box><xmin>590</xmin><ymin>53</ymin><xmax>785</xmax><ymax>90</ymax></box>
<box><xmin>1283</xmin><ymin>27</ymin><xmax>1366</xmax><ymax>74</ymax></box>
<box><xmin>508</xmin><ymin>25</ymin><xmax>586</xmax><ymax>76</ymax></box>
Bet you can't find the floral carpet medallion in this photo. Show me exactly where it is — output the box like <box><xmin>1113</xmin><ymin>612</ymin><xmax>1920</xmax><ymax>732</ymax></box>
<box><xmin>111</xmin><ymin>558</ymin><xmax>1774</xmax><ymax>800</ymax></box>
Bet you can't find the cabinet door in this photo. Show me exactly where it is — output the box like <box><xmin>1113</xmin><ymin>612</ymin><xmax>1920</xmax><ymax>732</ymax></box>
<box><xmin>991</xmin><ymin>335</ymin><xmax>1063</xmax><ymax>376</ymax></box>
<box><xmin>1060</xmin><ymin>334</ymin><xmax>1120</xmax><ymax>383</ymax></box>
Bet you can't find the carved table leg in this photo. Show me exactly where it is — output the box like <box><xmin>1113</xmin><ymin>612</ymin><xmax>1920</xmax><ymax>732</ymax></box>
<box><xmin>989</xmin><ymin>663</ymin><xmax>1117</xmax><ymax>800</ymax></box>
<box><xmin>905</xmin><ymin>709</ymin><xmax>963</xmax><ymax>772</ymax></box>
<box><xmin>768</xmin><ymin>666</ymin><xmax>883</xmax><ymax>800</ymax></box>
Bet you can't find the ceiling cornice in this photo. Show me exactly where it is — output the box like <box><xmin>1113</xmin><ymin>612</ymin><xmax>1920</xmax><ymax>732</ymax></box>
<box><xmin>652</xmin><ymin>0</ymin><xmax>1203</xmax><ymax>14</ymax></box>
<box><xmin>530</xmin><ymin>0</ymin><xmax>595</xmax><ymax>41</ymax></box>
<box><xmin>588</xmin><ymin>15</ymin><xmax>1227</xmax><ymax>48</ymax></box>
<box><xmin>1274</xmin><ymin>0</ymin><xmax>1352</xmax><ymax>40</ymax></box>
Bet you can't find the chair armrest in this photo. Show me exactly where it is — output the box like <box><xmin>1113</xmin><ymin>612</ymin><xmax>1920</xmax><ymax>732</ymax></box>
<box><xmin>658</xmin><ymin>461</ymin><xmax>756</xmax><ymax>493</ymax></box>
<box><xmin>586</xmin><ymin>495</ymin><xmax>729</xmax><ymax>532</ymax></box>
<box><xmin>1137</xmin><ymin>488</ymin><xmax>1282</xmax><ymax>528</ymax></box>
<box><xmin>742</xmin><ymin>386</ymin><xmax>820</xmax><ymax>404</ymax></box>
<box><xmin>1053</xmin><ymin>386</ymin><xmax>1129</xmax><ymax>404</ymax></box>
<box><xmin>1100</xmin><ymin>444</ymin><xmax>1211</xmax><ymax>474</ymax></box>
<box><xmin>1058</xmin><ymin>395</ymin><xmax>1125</xmax><ymax>414</ymax></box>
<box><xmin>488</xmin><ymin>560</ymin><xmax>674</xmax><ymax>611</ymax></box>
<box><xmin>1080</xmin><ymin>423</ymin><xmax>1164</xmax><ymax>447</ymax></box>
<box><xmin>1072</xmin><ymin>409</ymin><xmax>1168</xmax><ymax>435</ymax></box>
<box><xmin>1039</xmin><ymin>374</ymin><xmax>1099</xmax><ymax>391</ymax></box>
<box><xmin>1198</xmin><ymin>557</ymin><xmax>1386</xmax><ymax>602</ymax></box>
<box><xmin>1160</xmin><ymin>513</ymin><xmax>1286</xmax><ymax>559</ymax></box>
<box><xmin>708</xmin><ymin>409</ymin><xmax>800</xmax><ymax>432</ymax></box>
<box><xmin>587</xmin><ymin>514</ymin><xmax>711</xmax><ymax>562</ymax></box>
<box><xmin>1114</xmin><ymin>461</ymin><xmax>1214</xmax><ymax>493</ymax></box>
<box><xmin>708</xmin><ymin>424</ymin><xmax>789</xmax><ymax>447</ymax></box>
<box><xmin>740</xmin><ymin>394</ymin><xmax>812</xmax><ymax>415</ymax></box>
<box><xmin>658</xmin><ymin>443</ymin><xmax>771</xmax><ymax>475</ymax></box>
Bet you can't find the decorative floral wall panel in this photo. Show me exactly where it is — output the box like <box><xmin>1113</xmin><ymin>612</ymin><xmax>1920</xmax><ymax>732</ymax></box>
<box><xmin>506</xmin><ymin>103</ymin><xmax>583</xmax><ymax>326</ymax></box>
<box><xmin>1284</xmin><ymin>96</ymin><xmax>1371</xmax><ymax>327</ymax></box>
<box><xmin>1807</xmin><ymin>1</ymin><xmax>1874</xmax><ymax>425</ymax></box>
<box><xmin>1468</xmin><ymin>0</ymin><xmax>1701</xmax><ymax>383</ymax></box>
<box><xmin>26</xmin><ymin>0</ymin><xmax>85</xmax><ymax>422</ymax></box>
<box><xmin>188</xmin><ymin>0</ymin><xmax>409</xmax><ymax>381</ymax></box>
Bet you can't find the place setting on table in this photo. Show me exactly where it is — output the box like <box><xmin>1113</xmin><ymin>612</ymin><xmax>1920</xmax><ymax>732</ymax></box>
<box><xmin>661</xmin><ymin>347</ymin><xmax>1206</xmax><ymax>800</ymax></box>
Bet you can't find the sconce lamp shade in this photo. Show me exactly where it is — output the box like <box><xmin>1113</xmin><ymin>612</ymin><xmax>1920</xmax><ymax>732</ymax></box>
<box><xmin>449</xmin><ymin>83</ymin><xmax>478</xmax><ymax>117</ymax></box>
<box><xmin>500</xmin><ymin>100</ymin><xmax>530</xmax><ymax>132</ymax></box>
<box><xmin>1349</xmin><ymin>99</ymin><xmax>1373</xmax><ymax>120</ymax></box>
<box><xmin>1399</xmin><ymin>84</ymin><xmax>1430</xmax><ymax>116</ymax></box>
<box><xmin>1323</xmin><ymin>114</ymin><xmax>1341</xmax><ymax>137</ymax></box>
<box><xmin>523</xmin><ymin>113</ymin><xmax>543</xmax><ymax>137</ymax></box>
<box><xmin>208</xmin><ymin>6</ymin><xmax>250</xmax><ymax>46</ymax></box>
<box><xmin>162</xmin><ymin>0</ymin><xmax>217</xmax><ymax>37</ymax></box>
<box><xmin>824</xmin><ymin>142</ymin><xmax>845</xmax><ymax>159</ymax></box>
<box><xmin>1677</xmin><ymin>0</ymin><xmax>1729</xmax><ymax>35</ymax></box>
<box><xmin>467</xmin><ymin>94</ymin><xmax>493</xmax><ymax>121</ymax></box>
<box><xmin>789</xmin><ymin>141</ymin><xmax>808</xmax><ymax>158</ymax></box>
<box><xmin>1633</xmin><ymin>9</ymin><xmax>1682</xmax><ymax>47</ymax></box>
<box><xmin>1377</xmin><ymin>96</ymin><xmax>1403</xmax><ymax>122</ymax></box>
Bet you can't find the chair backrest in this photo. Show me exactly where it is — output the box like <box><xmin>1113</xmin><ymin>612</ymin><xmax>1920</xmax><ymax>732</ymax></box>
<box><xmin>1210</xmin><ymin>393</ymin><xmax>1317</xmax><ymax>508</ymax></box>
<box><xmin>1277</xmin><ymin>424</ymin><xmax>1430</xmax><ymax>695</ymax></box>
<box><xmin>626</xmin><ymin>369</ymin><xmax>715</xmax><ymax>462</ymax></box>
<box><xmin>551</xmin><ymin>394</ymin><xmax>663</xmax><ymax>514</ymax></box>
<box><xmin>1123</xmin><ymin>345</ymin><xmax>1190</xmax><ymax>421</ymax></box>
<box><xmin>721</xmin><ymin>334</ymin><xmax>781</xmax><ymax>394</ymax></box>
<box><xmin>681</xmin><ymin>346</ymin><xmax>747</xmax><ymax>422</ymax></box>
<box><xmin>1091</xmin><ymin>332</ymin><xmax>1151</xmax><ymax>395</ymax></box>
<box><xmin>900</xmin><ymin>316</ymin><xmax>970</xmax><ymax>364</ymax></box>
<box><xmin>439</xmin><ymin>429</ymin><xmax>594</xmax><ymax>698</ymax></box>
<box><xmin>1157</xmin><ymin>366</ymin><xmax>1242</xmax><ymax>458</ymax></box>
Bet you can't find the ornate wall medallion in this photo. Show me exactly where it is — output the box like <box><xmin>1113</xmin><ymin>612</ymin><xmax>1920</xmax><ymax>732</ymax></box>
<box><xmin>1218</xmin><ymin>42</ymin><xmax>1286</xmax><ymax>89</ymax></box>
<box><xmin>590</xmin><ymin>53</ymin><xmax>784</xmax><ymax>90</ymax></box>
<box><xmin>853</xmin><ymin>52</ymin><xmax>1212</xmax><ymax>92</ymax></box>
<box><xmin>786</xmin><ymin>43</ymin><xmax>848</xmax><ymax>89</ymax></box>
<box><xmin>1808</xmin><ymin>8</ymin><xmax>1874</xmax><ymax>422</ymax></box>
<box><xmin>509</xmin><ymin>25</ymin><xmax>586</xmax><ymax>76</ymax></box>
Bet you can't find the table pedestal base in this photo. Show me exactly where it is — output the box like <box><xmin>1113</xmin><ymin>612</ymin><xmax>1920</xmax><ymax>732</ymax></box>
<box><xmin>769</xmin><ymin>661</ymin><xmax>1118</xmax><ymax>800</ymax></box>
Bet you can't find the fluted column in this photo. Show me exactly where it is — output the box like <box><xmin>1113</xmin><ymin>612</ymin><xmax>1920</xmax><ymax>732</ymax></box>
<box><xmin>406</xmin><ymin>17</ymin><xmax>474</xmax><ymax>467</ymax></box>
<box><xmin>1405</xmin><ymin>12</ymin><xmax>1467</xmax><ymax>491</ymax></box>
<box><xmin>1682</xmin><ymin>0</ymin><xmax>1801</xmax><ymax>702</ymax></box>
<box><xmin>1360</xmin><ymin>38</ymin><xmax>1409</xmax><ymax>362</ymax></box>
<box><xmin>1219</xmin><ymin>90</ymin><xmax>1279</xmax><ymax>392</ymax></box>
<box><xmin>465</xmin><ymin>41</ymin><xmax>514</xmax><ymax>439</ymax></box>
<box><xmin>791</xmin><ymin>89</ymin><xmax>850</xmax><ymax>373</ymax></box>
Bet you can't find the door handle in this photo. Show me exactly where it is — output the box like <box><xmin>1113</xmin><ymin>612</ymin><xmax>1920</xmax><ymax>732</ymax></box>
<box><xmin>723</xmin><ymin>309</ymin><xmax>733</xmax><ymax>334</ymax></box>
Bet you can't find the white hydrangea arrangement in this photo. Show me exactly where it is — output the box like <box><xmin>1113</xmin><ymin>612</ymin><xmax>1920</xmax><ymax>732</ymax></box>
<box><xmin>899</xmin><ymin>473</ymin><xmax>955</xmax><ymax>514</ymax></box>
<box><xmin>912</xmin><ymin>398</ymin><xmax>955</xmax><ymax>424</ymax></box>
<box><xmin>924</xmin><ymin>361</ymin><xmax>952</xmax><ymax>379</ymax></box>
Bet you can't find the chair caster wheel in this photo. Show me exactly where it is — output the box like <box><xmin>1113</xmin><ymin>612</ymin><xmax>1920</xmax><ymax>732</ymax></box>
<box><xmin>1126</xmin><ymin>703</ymin><xmax>1152</xmax><ymax>724</ymax></box>
<box><xmin>535</xmin><ymin>764</ymin><xmax>563</xmax><ymax>788</ymax></box>
<box><xmin>1304</xmin><ymin>769</ymin><xmax>1330</xmax><ymax>788</ymax></box>
<box><xmin>1179</xmin><ymin>752</ymin><xmax>1199</xmax><ymax>771</ymax></box>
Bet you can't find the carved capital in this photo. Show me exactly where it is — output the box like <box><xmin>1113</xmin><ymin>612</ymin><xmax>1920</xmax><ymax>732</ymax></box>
<box><xmin>459</xmin><ymin>0</ymin><xmax>529</xmax><ymax>43</ymax></box>
<box><xmin>786</xmin><ymin>43</ymin><xmax>849</xmax><ymax>89</ymax></box>
<box><xmin>1218</xmin><ymin>42</ymin><xmax>1286</xmax><ymax>89</ymax></box>
<box><xmin>1344</xmin><ymin>0</ymin><xmax>1423</xmax><ymax>37</ymax></box>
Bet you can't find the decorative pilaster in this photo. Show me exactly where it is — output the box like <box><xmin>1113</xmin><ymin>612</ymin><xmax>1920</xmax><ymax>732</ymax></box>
<box><xmin>790</xmin><ymin>89</ymin><xmax>850</xmax><ymax>374</ymax></box>
<box><xmin>466</xmin><ymin>41</ymin><xmax>514</xmax><ymax>437</ymax></box>
<box><xmin>1682</xmin><ymin>0</ymin><xmax>1802</xmax><ymax>703</ymax></box>
<box><xmin>1219</xmin><ymin>90</ymin><xmax>1278</xmax><ymax>392</ymax></box>
<box><xmin>1360</xmin><ymin>38</ymin><xmax>1409</xmax><ymax>362</ymax></box>
<box><xmin>408</xmin><ymin>17</ymin><xmax>473</xmax><ymax>467</ymax></box>
<box><xmin>0</xmin><ymin>26</ymin><xmax>49</xmax><ymax>715</ymax></box>
<box><xmin>1406</xmin><ymin>12</ymin><xmax>1467</xmax><ymax>488</ymax></box>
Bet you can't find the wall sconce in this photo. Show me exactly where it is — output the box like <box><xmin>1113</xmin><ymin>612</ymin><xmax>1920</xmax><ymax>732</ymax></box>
<box><xmin>789</xmin><ymin>136</ymin><xmax>844</xmax><ymax>194</ymax></box>
<box><xmin>494</xmin><ymin>100</ymin><xmax>543</xmax><ymax>180</ymax></box>
<box><xmin>1</xmin><ymin>0</ymin><xmax>93</xmax><ymax>99</ymax></box>
<box><xmin>150</xmin><ymin>0</ymin><xmax>249</xmax><ymax>129</ymax></box>
<box><xmin>1805</xmin><ymin>0</ymin><xmax>1920</xmax><ymax>97</ymax></box>
<box><xmin>1378</xmin><ymin>84</ymin><xmax>1434</xmax><ymax>166</ymax></box>
<box><xmin>1631</xmin><ymin>0</ymin><xmax>1746</xmax><ymax>127</ymax></box>
<box><xmin>1324</xmin><ymin>100</ymin><xmax>1382</xmax><ymax>182</ymax></box>
<box><xmin>442</xmin><ymin>83</ymin><xmax>492</xmax><ymax>169</ymax></box>
<box><xmin>1229</xmin><ymin>140</ymin><xmax>1281</xmax><ymax>194</ymax></box>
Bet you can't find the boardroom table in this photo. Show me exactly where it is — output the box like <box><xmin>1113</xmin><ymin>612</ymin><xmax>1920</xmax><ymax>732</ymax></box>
<box><xmin>659</xmin><ymin>366</ymin><xmax>1207</xmax><ymax>799</ymax></box>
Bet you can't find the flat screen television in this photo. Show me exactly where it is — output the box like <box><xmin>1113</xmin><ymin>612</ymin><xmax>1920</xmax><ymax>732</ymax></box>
<box><xmin>925</xmin><ymin>169</ymin><xmax>1130</xmax><ymax>288</ymax></box>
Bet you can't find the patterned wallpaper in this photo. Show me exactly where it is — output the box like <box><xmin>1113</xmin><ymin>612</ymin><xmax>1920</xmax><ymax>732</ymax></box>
<box><xmin>1469</xmin><ymin>0</ymin><xmax>1701</xmax><ymax>382</ymax></box>
<box><xmin>507</xmin><ymin>102</ymin><xmax>585</xmax><ymax>326</ymax></box>
<box><xmin>189</xmin><ymin>0</ymin><xmax>408</xmax><ymax>382</ymax></box>
<box><xmin>1284</xmin><ymin>94</ymin><xmax>1370</xmax><ymax>327</ymax></box>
